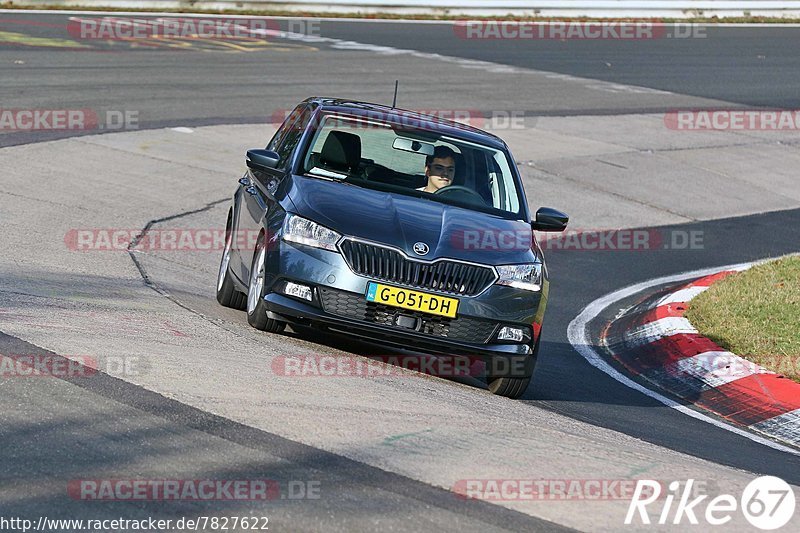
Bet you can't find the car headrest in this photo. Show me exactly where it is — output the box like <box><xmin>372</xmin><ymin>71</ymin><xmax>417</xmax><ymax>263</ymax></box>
<box><xmin>320</xmin><ymin>130</ymin><xmax>361</xmax><ymax>172</ymax></box>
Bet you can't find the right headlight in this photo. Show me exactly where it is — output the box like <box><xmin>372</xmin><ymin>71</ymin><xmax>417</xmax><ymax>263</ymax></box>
<box><xmin>282</xmin><ymin>214</ymin><xmax>341</xmax><ymax>251</ymax></box>
<box><xmin>495</xmin><ymin>263</ymin><xmax>543</xmax><ymax>292</ymax></box>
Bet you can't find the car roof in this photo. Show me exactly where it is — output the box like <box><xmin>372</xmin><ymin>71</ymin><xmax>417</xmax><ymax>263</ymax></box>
<box><xmin>303</xmin><ymin>97</ymin><xmax>509</xmax><ymax>151</ymax></box>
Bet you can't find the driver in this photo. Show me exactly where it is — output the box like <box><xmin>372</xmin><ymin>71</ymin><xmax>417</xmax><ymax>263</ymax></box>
<box><xmin>418</xmin><ymin>146</ymin><xmax>457</xmax><ymax>193</ymax></box>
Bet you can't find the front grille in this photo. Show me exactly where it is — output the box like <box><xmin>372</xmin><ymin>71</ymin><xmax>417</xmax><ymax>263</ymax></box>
<box><xmin>339</xmin><ymin>239</ymin><xmax>496</xmax><ymax>296</ymax></box>
<box><xmin>319</xmin><ymin>287</ymin><xmax>498</xmax><ymax>344</ymax></box>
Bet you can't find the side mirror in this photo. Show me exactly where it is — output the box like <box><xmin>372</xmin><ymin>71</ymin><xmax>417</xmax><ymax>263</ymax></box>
<box><xmin>246</xmin><ymin>149</ymin><xmax>280</xmax><ymax>172</ymax></box>
<box><xmin>532</xmin><ymin>207</ymin><xmax>569</xmax><ymax>232</ymax></box>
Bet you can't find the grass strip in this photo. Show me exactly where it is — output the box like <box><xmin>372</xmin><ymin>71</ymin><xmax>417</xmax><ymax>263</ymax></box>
<box><xmin>686</xmin><ymin>256</ymin><xmax>800</xmax><ymax>383</ymax></box>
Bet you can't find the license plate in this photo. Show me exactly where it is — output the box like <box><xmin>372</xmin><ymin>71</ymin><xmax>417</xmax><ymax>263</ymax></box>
<box><xmin>366</xmin><ymin>282</ymin><xmax>459</xmax><ymax>318</ymax></box>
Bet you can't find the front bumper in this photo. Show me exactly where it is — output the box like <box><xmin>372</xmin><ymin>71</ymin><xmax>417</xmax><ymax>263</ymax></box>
<box><xmin>261</xmin><ymin>239</ymin><xmax>546</xmax><ymax>374</ymax></box>
<box><xmin>263</xmin><ymin>292</ymin><xmax>536</xmax><ymax>377</ymax></box>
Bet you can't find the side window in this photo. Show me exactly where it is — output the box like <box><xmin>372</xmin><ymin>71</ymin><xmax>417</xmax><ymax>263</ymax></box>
<box><xmin>266</xmin><ymin>105</ymin><xmax>303</xmax><ymax>153</ymax></box>
<box><xmin>274</xmin><ymin>106</ymin><xmax>312</xmax><ymax>170</ymax></box>
<box><xmin>486</xmin><ymin>153</ymin><xmax>520</xmax><ymax>213</ymax></box>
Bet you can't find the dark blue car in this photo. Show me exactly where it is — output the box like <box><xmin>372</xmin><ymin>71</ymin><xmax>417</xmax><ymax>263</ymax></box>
<box><xmin>216</xmin><ymin>98</ymin><xmax>568</xmax><ymax>398</ymax></box>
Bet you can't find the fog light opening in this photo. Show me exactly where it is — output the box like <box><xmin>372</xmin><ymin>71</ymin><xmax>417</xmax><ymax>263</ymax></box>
<box><xmin>497</xmin><ymin>326</ymin><xmax>529</xmax><ymax>343</ymax></box>
<box><xmin>283</xmin><ymin>281</ymin><xmax>313</xmax><ymax>302</ymax></box>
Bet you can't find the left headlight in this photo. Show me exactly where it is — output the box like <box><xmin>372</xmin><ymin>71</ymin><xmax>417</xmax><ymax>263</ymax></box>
<box><xmin>495</xmin><ymin>263</ymin><xmax>543</xmax><ymax>292</ymax></box>
<box><xmin>282</xmin><ymin>214</ymin><xmax>341</xmax><ymax>251</ymax></box>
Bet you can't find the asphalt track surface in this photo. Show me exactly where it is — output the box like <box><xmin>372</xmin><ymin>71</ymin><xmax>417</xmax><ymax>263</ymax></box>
<box><xmin>317</xmin><ymin>23</ymin><xmax>800</xmax><ymax>109</ymax></box>
<box><xmin>3</xmin><ymin>15</ymin><xmax>800</xmax><ymax>148</ymax></box>
<box><xmin>1</xmin><ymin>11</ymin><xmax>800</xmax><ymax>531</ymax></box>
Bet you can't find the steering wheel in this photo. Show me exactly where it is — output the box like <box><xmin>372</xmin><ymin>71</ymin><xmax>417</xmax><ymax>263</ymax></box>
<box><xmin>433</xmin><ymin>185</ymin><xmax>486</xmax><ymax>205</ymax></box>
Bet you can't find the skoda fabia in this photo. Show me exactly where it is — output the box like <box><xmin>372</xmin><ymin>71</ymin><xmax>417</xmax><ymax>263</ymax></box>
<box><xmin>216</xmin><ymin>98</ymin><xmax>568</xmax><ymax>398</ymax></box>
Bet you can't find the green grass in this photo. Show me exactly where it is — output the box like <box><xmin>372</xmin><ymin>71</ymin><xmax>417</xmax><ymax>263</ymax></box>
<box><xmin>5</xmin><ymin>4</ymin><xmax>800</xmax><ymax>23</ymax></box>
<box><xmin>685</xmin><ymin>256</ymin><xmax>800</xmax><ymax>383</ymax></box>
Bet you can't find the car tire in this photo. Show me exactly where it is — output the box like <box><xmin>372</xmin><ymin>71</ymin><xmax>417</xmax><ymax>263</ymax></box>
<box><xmin>487</xmin><ymin>333</ymin><xmax>540</xmax><ymax>399</ymax></box>
<box><xmin>216</xmin><ymin>214</ymin><xmax>247</xmax><ymax>310</ymax></box>
<box><xmin>246</xmin><ymin>233</ymin><xmax>286</xmax><ymax>333</ymax></box>
<box><xmin>487</xmin><ymin>376</ymin><xmax>531</xmax><ymax>399</ymax></box>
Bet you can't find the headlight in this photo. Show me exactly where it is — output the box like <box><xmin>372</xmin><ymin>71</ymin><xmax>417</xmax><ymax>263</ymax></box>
<box><xmin>495</xmin><ymin>263</ymin><xmax>543</xmax><ymax>292</ymax></box>
<box><xmin>282</xmin><ymin>214</ymin><xmax>341</xmax><ymax>251</ymax></box>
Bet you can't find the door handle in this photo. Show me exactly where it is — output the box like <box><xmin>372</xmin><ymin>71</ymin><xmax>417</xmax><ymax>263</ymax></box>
<box><xmin>245</xmin><ymin>186</ymin><xmax>257</xmax><ymax>196</ymax></box>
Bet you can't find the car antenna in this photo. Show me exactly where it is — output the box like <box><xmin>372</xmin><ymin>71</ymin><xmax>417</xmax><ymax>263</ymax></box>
<box><xmin>392</xmin><ymin>80</ymin><xmax>399</xmax><ymax>109</ymax></box>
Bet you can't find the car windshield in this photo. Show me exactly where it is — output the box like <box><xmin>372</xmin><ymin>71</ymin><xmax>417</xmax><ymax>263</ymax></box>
<box><xmin>300</xmin><ymin>113</ymin><xmax>523</xmax><ymax>218</ymax></box>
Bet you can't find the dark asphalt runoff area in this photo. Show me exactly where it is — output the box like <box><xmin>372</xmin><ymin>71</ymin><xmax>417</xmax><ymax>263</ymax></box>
<box><xmin>1</xmin><ymin>11</ymin><xmax>799</xmax><ymax>530</ymax></box>
<box><xmin>318</xmin><ymin>22</ymin><xmax>800</xmax><ymax>108</ymax></box>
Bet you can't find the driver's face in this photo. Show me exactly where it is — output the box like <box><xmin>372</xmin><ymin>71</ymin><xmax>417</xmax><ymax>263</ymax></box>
<box><xmin>425</xmin><ymin>156</ymin><xmax>456</xmax><ymax>191</ymax></box>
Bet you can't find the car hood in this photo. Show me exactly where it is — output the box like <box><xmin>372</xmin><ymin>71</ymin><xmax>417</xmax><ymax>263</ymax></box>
<box><xmin>287</xmin><ymin>176</ymin><xmax>539</xmax><ymax>265</ymax></box>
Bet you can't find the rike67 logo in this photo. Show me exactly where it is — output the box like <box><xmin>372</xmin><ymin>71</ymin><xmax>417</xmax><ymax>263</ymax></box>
<box><xmin>626</xmin><ymin>477</ymin><xmax>795</xmax><ymax>530</ymax></box>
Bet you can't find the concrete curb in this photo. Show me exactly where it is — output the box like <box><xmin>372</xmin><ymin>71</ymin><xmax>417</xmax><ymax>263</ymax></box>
<box><xmin>603</xmin><ymin>267</ymin><xmax>800</xmax><ymax>449</ymax></box>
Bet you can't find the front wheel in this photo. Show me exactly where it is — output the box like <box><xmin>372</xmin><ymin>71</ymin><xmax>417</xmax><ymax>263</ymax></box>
<box><xmin>487</xmin><ymin>376</ymin><xmax>531</xmax><ymax>399</ymax></box>
<box><xmin>216</xmin><ymin>216</ymin><xmax>246</xmax><ymax>310</ymax></box>
<box><xmin>246</xmin><ymin>234</ymin><xmax>286</xmax><ymax>333</ymax></box>
<box><xmin>487</xmin><ymin>334</ymin><xmax>540</xmax><ymax>399</ymax></box>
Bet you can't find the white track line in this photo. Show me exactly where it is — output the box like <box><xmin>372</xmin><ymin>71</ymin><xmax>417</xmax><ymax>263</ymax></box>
<box><xmin>567</xmin><ymin>259</ymin><xmax>800</xmax><ymax>456</ymax></box>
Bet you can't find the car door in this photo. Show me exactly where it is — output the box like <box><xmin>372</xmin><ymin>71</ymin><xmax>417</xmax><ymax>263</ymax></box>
<box><xmin>236</xmin><ymin>104</ymin><xmax>312</xmax><ymax>282</ymax></box>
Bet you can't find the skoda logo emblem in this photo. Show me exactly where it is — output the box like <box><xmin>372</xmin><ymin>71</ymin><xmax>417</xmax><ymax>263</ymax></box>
<box><xmin>413</xmin><ymin>242</ymin><xmax>430</xmax><ymax>256</ymax></box>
